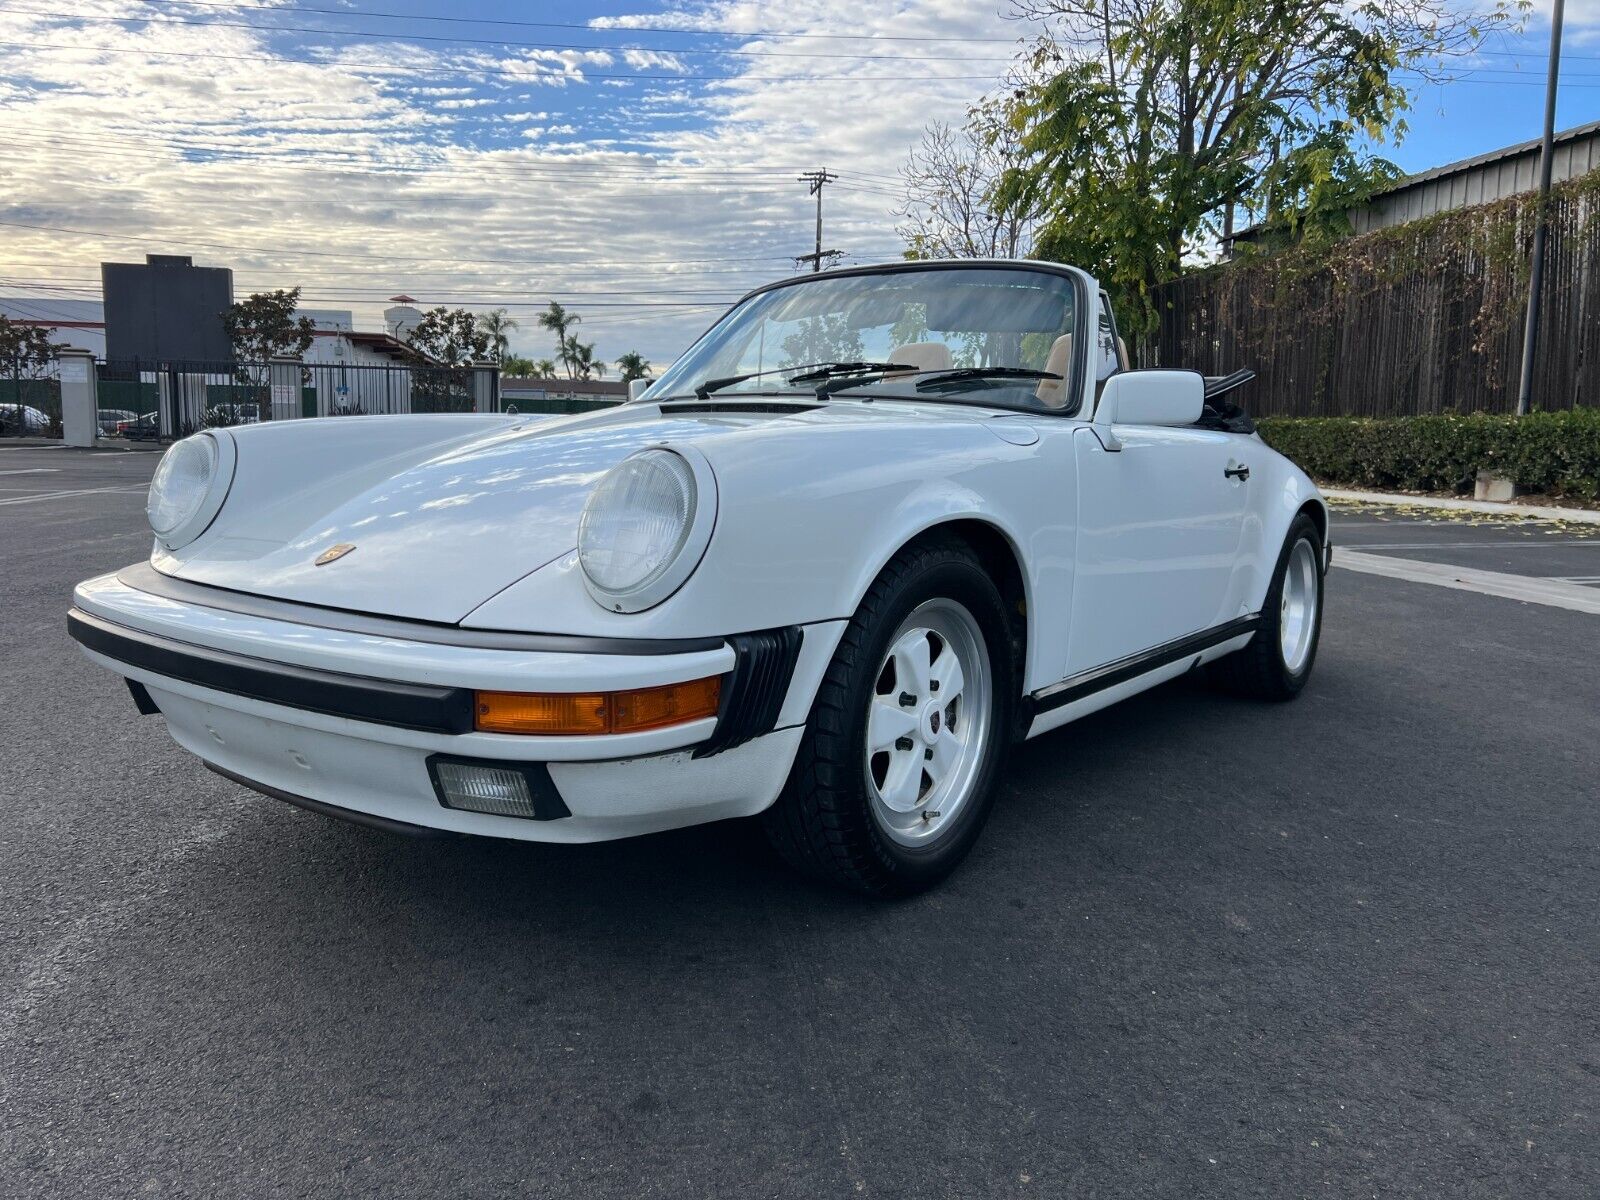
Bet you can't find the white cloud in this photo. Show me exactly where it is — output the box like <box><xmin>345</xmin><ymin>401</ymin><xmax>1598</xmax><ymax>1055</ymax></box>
<box><xmin>621</xmin><ymin>49</ymin><xmax>688</xmax><ymax>71</ymax></box>
<box><xmin>0</xmin><ymin>0</ymin><xmax>1034</xmax><ymax>364</ymax></box>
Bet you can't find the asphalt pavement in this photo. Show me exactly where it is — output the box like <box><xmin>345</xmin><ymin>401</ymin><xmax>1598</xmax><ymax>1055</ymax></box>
<box><xmin>2</xmin><ymin>444</ymin><xmax>1597</xmax><ymax>1199</ymax></box>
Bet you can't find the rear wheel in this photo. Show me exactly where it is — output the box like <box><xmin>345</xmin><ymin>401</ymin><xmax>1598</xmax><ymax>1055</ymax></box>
<box><xmin>1210</xmin><ymin>513</ymin><xmax>1324</xmax><ymax>700</ymax></box>
<box><xmin>763</xmin><ymin>538</ymin><xmax>1015</xmax><ymax>896</ymax></box>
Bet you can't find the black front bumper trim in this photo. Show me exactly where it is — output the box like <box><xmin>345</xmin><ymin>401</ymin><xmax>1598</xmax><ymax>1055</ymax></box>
<box><xmin>70</xmin><ymin>608</ymin><xmax>476</xmax><ymax>734</ymax></box>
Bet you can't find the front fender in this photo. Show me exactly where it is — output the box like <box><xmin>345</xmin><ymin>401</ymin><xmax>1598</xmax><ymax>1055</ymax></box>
<box><xmin>462</xmin><ymin>417</ymin><xmax>1075</xmax><ymax>692</ymax></box>
<box><xmin>1246</xmin><ymin>441</ymin><xmax>1328</xmax><ymax>603</ymax></box>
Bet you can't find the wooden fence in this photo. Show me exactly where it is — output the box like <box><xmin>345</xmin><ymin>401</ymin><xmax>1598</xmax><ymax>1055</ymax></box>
<box><xmin>1152</xmin><ymin>178</ymin><xmax>1600</xmax><ymax>416</ymax></box>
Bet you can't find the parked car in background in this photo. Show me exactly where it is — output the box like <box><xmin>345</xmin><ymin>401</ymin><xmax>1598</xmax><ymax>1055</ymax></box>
<box><xmin>70</xmin><ymin>260</ymin><xmax>1329</xmax><ymax>896</ymax></box>
<box><xmin>0</xmin><ymin>403</ymin><xmax>52</xmax><ymax>436</ymax></box>
<box><xmin>97</xmin><ymin>409</ymin><xmax>138</xmax><ymax>438</ymax></box>
<box><xmin>116</xmin><ymin>412</ymin><xmax>161</xmax><ymax>441</ymax></box>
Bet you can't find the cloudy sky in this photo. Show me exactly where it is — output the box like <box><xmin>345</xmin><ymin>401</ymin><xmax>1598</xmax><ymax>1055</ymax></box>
<box><xmin>0</xmin><ymin>0</ymin><xmax>1592</xmax><ymax>368</ymax></box>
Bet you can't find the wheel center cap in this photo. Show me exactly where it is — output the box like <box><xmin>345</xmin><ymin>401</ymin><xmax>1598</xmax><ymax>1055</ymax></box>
<box><xmin>920</xmin><ymin>701</ymin><xmax>942</xmax><ymax>742</ymax></box>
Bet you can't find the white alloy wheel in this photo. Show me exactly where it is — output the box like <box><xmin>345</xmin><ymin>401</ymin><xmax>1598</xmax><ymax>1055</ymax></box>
<box><xmin>863</xmin><ymin>598</ymin><xmax>993</xmax><ymax>847</ymax></box>
<box><xmin>1279</xmin><ymin>538</ymin><xmax>1320</xmax><ymax>674</ymax></box>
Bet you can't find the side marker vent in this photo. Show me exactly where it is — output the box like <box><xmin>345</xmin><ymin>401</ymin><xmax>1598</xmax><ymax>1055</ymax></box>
<box><xmin>695</xmin><ymin>626</ymin><xmax>803</xmax><ymax>758</ymax></box>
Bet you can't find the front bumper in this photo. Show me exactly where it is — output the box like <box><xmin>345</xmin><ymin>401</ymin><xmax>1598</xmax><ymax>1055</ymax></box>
<box><xmin>71</xmin><ymin>568</ymin><xmax>837</xmax><ymax>842</ymax></box>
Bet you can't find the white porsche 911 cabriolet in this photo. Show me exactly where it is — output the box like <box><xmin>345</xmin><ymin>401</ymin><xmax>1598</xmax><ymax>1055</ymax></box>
<box><xmin>71</xmin><ymin>261</ymin><xmax>1328</xmax><ymax>895</ymax></box>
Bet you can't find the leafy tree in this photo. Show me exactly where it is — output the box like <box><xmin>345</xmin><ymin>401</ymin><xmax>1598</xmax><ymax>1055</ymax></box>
<box><xmin>538</xmin><ymin>300</ymin><xmax>580</xmax><ymax>377</ymax></box>
<box><xmin>405</xmin><ymin>307</ymin><xmax>493</xmax><ymax>413</ymax></box>
<box><xmin>996</xmin><ymin>0</ymin><xmax>1520</xmax><ymax>337</ymax></box>
<box><xmin>614</xmin><ymin>351</ymin><xmax>650</xmax><ymax>383</ymax></box>
<box><xmin>0</xmin><ymin>314</ymin><xmax>60</xmax><ymax>375</ymax></box>
<box><xmin>218</xmin><ymin>288</ymin><xmax>316</xmax><ymax>419</ymax></box>
<box><xmin>0</xmin><ymin>314</ymin><xmax>61</xmax><ymax>435</ymax></box>
<box><xmin>531</xmin><ymin>358</ymin><xmax>558</xmax><ymax>378</ymax></box>
<box><xmin>406</xmin><ymin>306</ymin><xmax>493</xmax><ymax>367</ymax></box>
<box><xmin>222</xmin><ymin>288</ymin><xmax>316</xmax><ymax>362</ymax></box>
<box><xmin>898</xmin><ymin>101</ymin><xmax>1038</xmax><ymax>260</ymax></box>
<box><xmin>780</xmin><ymin>315</ymin><xmax>864</xmax><ymax>368</ymax></box>
<box><xmin>476</xmin><ymin>308</ymin><xmax>518</xmax><ymax>363</ymax></box>
<box><xmin>501</xmin><ymin>353</ymin><xmax>536</xmax><ymax>376</ymax></box>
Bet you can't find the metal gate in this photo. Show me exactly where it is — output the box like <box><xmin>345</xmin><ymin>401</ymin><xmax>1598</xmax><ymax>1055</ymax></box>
<box><xmin>95</xmin><ymin>359</ymin><xmax>498</xmax><ymax>442</ymax></box>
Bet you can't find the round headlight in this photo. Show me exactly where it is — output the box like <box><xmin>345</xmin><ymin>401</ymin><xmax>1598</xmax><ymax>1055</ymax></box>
<box><xmin>147</xmin><ymin>432</ymin><xmax>233</xmax><ymax>549</ymax></box>
<box><xmin>577</xmin><ymin>448</ymin><xmax>714</xmax><ymax>611</ymax></box>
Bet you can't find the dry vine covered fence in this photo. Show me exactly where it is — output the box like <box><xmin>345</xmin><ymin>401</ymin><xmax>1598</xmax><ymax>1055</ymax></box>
<box><xmin>1154</xmin><ymin>170</ymin><xmax>1600</xmax><ymax>416</ymax></box>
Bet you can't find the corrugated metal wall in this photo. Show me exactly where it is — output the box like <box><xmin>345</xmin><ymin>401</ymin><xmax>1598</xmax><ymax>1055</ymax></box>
<box><xmin>1351</xmin><ymin>131</ymin><xmax>1600</xmax><ymax>234</ymax></box>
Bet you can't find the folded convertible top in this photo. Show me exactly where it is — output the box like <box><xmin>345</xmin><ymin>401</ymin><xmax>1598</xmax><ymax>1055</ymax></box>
<box><xmin>1197</xmin><ymin>368</ymin><xmax>1258</xmax><ymax>434</ymax></box>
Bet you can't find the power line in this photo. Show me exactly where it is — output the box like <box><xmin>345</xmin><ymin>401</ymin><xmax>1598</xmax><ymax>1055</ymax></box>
<box><xmin>0</xmin><ymin>37</ymin><xmax>1002</xmax><ymax>83</ymax></box>
<box><xmin>133</xmin><ymin>0</ymin><xmax>1024</xmax><ymax>44</ymax></box>
<box><xmin>0</xmin><ymin>138</ymin><xmax>807</xmax><ymax>193</ymax></box>
<box><xmin>0</xmin><ymin>126</ymin><xmax>902</xmax><ymax>190</ymax></box>
<box><xmin>0</xmin><ymin>217</ymin><xmax>900</xmax><ymax>269</ymax></box>
<box><xmin>0</xmin><ymin>5</ymin><xmax>1019</xmax><ymax>63</ymax></box>
<box><xmin>0</xmin><ymin>130</ymin><xmax>833</xmax><ymax>189</ymax></box>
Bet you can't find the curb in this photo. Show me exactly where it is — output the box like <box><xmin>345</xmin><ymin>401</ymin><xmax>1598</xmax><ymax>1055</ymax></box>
<box><xmin>1324</xmin><ymin>488</ymin><xmax>1600</xmax><ymax>525</ymax></box>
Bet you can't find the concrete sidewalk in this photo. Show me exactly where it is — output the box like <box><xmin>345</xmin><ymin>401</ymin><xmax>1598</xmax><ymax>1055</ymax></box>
<box><xmin>1324</xmin><ymin>486</ymin><xmax>1600</xmax><ymax>524</ymax></box>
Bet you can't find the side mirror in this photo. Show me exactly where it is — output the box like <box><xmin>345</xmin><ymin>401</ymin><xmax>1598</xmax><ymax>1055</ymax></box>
<box><xmin>1092</xmin><ymin>369</ymin><xmax>1204</xmax><ymax>451</ymax></box>
<box><xmin>628</xmin><ymin>378</ymin><xmax>653</xmax><ymax>401</ymax></box>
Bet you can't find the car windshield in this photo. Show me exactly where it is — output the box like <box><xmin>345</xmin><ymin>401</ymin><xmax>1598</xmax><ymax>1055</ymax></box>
<box><xmin>648</xmin><ymin>265</ymin><xmax>1082</xmax><ymax>414</ymax></box>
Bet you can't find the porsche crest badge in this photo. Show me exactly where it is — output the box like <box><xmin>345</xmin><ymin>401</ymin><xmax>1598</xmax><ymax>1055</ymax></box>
<box><xmin>314</xmin><ymin>543</ymin><xmax>357</xmax><ymax>566</ymax></box>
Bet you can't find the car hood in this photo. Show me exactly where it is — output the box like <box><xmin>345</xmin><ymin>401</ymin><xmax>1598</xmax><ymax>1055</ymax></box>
<box><xmin>160</xmin><ymin>402</ymin><xmax>989</xmax><ymax>624</ymax></box>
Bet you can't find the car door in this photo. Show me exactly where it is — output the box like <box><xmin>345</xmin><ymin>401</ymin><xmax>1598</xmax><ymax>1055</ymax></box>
<box><xmin>1063</xmin><ymin>299</ymin><xmax>1251</xmax><ymax>677</ymax></box>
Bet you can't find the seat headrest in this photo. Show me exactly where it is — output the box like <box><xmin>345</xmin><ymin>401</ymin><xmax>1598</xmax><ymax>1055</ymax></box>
<box><xmin>887</xmin><ymin>342</ymin><xmax>954</xmax><ymax>375</ymax></box>
<box><xmin>1035</xmin><ymin>334</ymin><xmax>1074</xmax><ymax>408</ymax></box>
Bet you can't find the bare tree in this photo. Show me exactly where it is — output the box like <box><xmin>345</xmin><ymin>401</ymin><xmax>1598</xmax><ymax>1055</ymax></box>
<box><xmin>897</xmin><ymin>105</ymin><xmax>1038</xmax><ymax>260</ymax></box>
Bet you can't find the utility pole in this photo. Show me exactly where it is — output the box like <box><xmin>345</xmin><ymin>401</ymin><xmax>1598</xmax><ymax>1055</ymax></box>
<box><xmin>795</xmin><ymin>169</ymin><xmax>841</xmax><ymax>273</ymax></box>
<box><xmin>1516</xmin><ymin>0</ymin><xmax>1565</xmax><ymax>416</ymax></box>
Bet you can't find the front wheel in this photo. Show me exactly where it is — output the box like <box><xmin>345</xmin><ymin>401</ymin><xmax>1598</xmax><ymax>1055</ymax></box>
<box><xmin>1209</xmin><ymin>513</ymin><xmax>1324</xmax><ymax>700</ymax></box>
<box><xmin>763</xmin><ymin>538</ymin><xmax>1016</xmax><ymax>896</ymax></box>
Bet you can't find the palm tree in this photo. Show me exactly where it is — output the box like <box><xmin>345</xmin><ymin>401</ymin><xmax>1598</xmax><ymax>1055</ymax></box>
<box><xmin>563</xmin><ymin>335</ymin><xmax>606</xmax><ymax>380</ymax></box>
<box><xmin>531</xmin><ymin>358</ymin><xmax>558</xmax><ymax>379</ymax></box>
<box><xmin>475</xmin><ymin>309</ymin><xmax>518</xmax><ymax>363</ymax></box>
<box><xmin>614</xmin><ymin>351</ymin><xmax>649</xmax><ymax>383</ymax></box>
<box><xmin>538</xmin><ymin>301</ymin><xmax>580</xmax><ymax>377</ymax></box>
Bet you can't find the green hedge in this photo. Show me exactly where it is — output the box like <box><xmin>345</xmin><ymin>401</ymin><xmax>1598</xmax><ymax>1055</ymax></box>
<box><xmin>1256</xmin><ymin>409</ymin><xmax>1600</xmax><ymax>501</ymax></box>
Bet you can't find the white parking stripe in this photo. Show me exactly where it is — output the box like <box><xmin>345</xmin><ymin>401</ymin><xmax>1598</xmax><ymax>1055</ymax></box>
<box><xmin>0</xmin><ymin>468</ymin><xmax>59</xmax><ymax>476</ymax></box>
<box><xmin>0</xmin><ymin>485</ymin><xmax>146</xmax><ymax>506</ymax></box>
<box><xmin>1345</xmin><ymin>540</ymin><xmax>1600</xmax><ymax>550</ymax></box>
<box><xmin>1335</xmin><ymin>550</ymin><xmax>1600</xmax><ymax>615</ymax></box>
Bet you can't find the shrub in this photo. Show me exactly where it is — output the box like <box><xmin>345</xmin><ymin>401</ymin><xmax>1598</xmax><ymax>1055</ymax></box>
<box><xmin>1256</xmin><ymin>409</ymin><xmax>1600</xmax><ymax>501</ymax></box>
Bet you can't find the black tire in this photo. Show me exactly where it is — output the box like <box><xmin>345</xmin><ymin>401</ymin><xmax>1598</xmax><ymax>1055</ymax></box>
<box><xmin>763</xmin><ymin>537</ymin><xmax>1017</xmax><ymax>897</ymax></box>
<box><xmin>1209</xmin><ymin>513</ymin><xmax>1324</xmax><ymax>700</ymax></box>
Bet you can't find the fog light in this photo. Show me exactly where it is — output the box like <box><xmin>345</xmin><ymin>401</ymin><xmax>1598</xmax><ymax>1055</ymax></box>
<box><xmin>429</xmin><ymin>758</ymin><xmax>570</xmax><ymax>821</ymax></box>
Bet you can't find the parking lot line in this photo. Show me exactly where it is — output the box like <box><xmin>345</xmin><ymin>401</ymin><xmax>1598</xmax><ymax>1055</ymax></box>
<box><xmin>0</xmin><ymin>468</ymin><xmax>59</xmax><ymax>476</ymax></box>
<box><xmin>1335</xmin><ymin>549</ymin><xmax>1600</xmax><ymax>614</ymax></box>
<box><xmin>0</xmin><ymin>486</ymin><xmax>147</xmax><ymax>506</ymax></box>
<box><xmin>1347</xmin><ymin>539</ymin><xmax>1600</xmax><ymax>550</ymax></box>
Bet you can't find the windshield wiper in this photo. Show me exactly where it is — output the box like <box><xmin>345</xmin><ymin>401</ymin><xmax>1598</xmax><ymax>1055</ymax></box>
<box><xmin>692</xmin><ymin>360</ymin><xmax>901</xmax><ymax>399</ymax></box>
<box><xmin>912</xmin><ymin>367</ymin><xmax>1060</xmax><ymax>393</ymax></box>
<box><xmin>784</xmin><ymin>361</ymin><xmax>901</xmax><ymax>384</ymax></box>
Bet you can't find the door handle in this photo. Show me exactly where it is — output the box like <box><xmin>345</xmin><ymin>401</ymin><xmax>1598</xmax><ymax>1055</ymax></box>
<box><xmin>1224</xmin><ymin>464</ymin><xmax>1250</xmax><ymax>481</ymax></box>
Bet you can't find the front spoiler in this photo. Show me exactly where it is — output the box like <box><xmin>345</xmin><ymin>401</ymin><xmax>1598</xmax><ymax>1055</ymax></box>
<box><xmin>205</xmin><ymin>761</ymin><xmax>454</xmax><ymax>838</ymax></box>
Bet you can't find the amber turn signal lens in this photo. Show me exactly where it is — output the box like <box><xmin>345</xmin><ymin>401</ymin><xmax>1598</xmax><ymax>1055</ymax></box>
<box><xmin>474</xmin><ymin>691</ymin><xmax>610</xmax><ymax>735</ymax></box>
<box><xmin>474</xmin><ymin>676</ymin><xmax>721</xmax><ymax>735</ymax></box>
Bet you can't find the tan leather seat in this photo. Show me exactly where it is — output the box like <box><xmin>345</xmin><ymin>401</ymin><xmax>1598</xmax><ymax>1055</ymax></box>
<box><xmin>887</xmin><ymin>342</ymin><xmax>954</xmax><ymax>375</ymax></box>
<box><xmin>1035</xmin><ymin>334</ymin><xmax>1073</xmax><ymax>408</ymax></box>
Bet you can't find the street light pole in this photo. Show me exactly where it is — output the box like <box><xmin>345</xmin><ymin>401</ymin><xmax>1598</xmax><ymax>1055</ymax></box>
<box><xmin>1515</xmin><ymin>0</ymin><xmax>1565</xmax><ymax>416</ymax></box>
